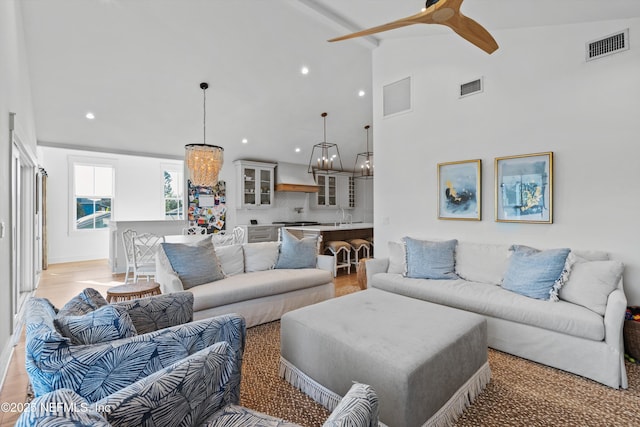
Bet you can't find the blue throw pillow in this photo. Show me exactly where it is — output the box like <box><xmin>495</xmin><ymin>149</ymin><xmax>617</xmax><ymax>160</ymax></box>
<box><xmin>161</xmin><ymin>240</ymin><xmax>225</xmax><ymax>290</ymax></box>
<box><xmin>54</xmin><ymin>304</ymin><xmax>137</xmax><ymax>345</ymax></box>
<box><xmin>402</xmin><ymin>237</ymin><xmax>458</xmax><ymax>279</ymax></box>
<box><xmin>275</xmin><ymin>229</ymin><xmax>318</xmax><ymax>269</ymax></box>
<box><xmin>58</xmin><ymin>288</ymin><xmax>108</xmax><ymax>316</ymax></box>
<box><xmin>502</xmin><ymin>245</ymin><xmax>571</xmax><ymax>300</ymax></box>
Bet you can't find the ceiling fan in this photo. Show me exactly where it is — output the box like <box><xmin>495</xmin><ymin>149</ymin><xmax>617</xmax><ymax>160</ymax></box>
<box><xmin>328</xmin><ymin>0</ymin><xmax>499</xmax><ymax>54</ymax></box>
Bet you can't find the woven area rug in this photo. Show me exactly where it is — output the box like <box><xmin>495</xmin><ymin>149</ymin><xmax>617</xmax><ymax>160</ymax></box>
<box><xmin>240</xmin><ymin>287</ymin><xmax>640</xmax><ymax>426</ymax></box>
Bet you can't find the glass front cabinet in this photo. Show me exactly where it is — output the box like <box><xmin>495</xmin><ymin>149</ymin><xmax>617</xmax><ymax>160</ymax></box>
<box><xmin>313</xmin><ymin>173</ymin><xmax>352</xmax><ymax>208</ymax></box>
<box><xmin>234</xmin><ymin>160</ymin><xmax>276</xmax><ymax>208</ymax></box>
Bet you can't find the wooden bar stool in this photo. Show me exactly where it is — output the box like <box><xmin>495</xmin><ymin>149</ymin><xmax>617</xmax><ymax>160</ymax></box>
<box><xmin>348</xmin><ymin>238</ymin><xmax>371</xmax><ymax>271</ymax></box>
<box><xmin>324</xmin><ymin>241</ymin><xmax>351</xmax><ymax>277</ymax></box>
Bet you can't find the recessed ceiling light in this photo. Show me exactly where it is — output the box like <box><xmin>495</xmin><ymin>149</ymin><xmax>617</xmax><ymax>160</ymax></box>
<box><xmin>85</xmin><ymin>112</ymin><xmax>95</xmax><ymax>120</ymax></box>
<box><xmin>301</xmin><ymin>66</ymin><xmax>309</xmax><ymax>75</ymax></box>
<box><xmin>295</xmin><ymin>147</ymin><xmax>301</xmax><ymax>153</ymax></box>
<box><xmin>358</xmin><ymin>90</ymin><xmax>366</xmax><ymax>97</ymax></box>
<box><xmin>242</xmin><ymin>138</ymin><xmax>248</xmax><ymax>144</ymax></box>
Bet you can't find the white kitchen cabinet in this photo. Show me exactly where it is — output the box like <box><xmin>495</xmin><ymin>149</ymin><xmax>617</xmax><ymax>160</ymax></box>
<box><xmin>245</xmin><ymin>225</ymin><xmax>280</xmax><ymax>243</ymax></box>
<box><xmin>234</xmin><ymin>160</ymin><xmax>276</xmax><ymax>208</ymax></box>
<box><xmin>312</xmin><ymin>173</ymin><xmax>352</xmax><ymax>209</ymax></box>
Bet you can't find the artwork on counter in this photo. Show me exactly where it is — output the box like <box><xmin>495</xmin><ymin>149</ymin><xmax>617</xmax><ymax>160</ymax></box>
<box><xmin>437</xmin><ymin>159</ymin><xmax>481</xmax><ymax>221</ymax></box>
<box><xmin>188</xmin><ymin>180</ymin><xmax>227</xmax><ymax>233</ymax></box>
<box><xmin>495</xmin><ymin>152</ymin><xmax>553</xmax><ymax>224</ymax></box>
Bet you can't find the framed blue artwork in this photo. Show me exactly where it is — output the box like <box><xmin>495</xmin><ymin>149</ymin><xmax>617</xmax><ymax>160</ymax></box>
<box><xmin>438</xmin><ymin>159</ymin><xmax>481</xmax><ymax>221</ymax></box>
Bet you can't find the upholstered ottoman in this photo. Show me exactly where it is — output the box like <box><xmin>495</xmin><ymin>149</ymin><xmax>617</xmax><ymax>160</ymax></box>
<box><xmin>280</xmin><ymin>289</ymin><xmax>490</xmax><ymax>427</ymax></box>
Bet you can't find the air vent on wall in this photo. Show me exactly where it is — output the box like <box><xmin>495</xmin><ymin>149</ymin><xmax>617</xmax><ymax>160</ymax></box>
<box><xmin>383</xmin><ymin>76</ymin><xmax>411</xmax><ymax>117</ymax></box>
<box><xmin>459</xmin><ymin>77</ymin><xmax>483</xmax><ymax>98</ymax></box>
<box><xmin>586</xmin><ymin>29</ymin><xmax>629</xmax><ymax>61</ymax></box>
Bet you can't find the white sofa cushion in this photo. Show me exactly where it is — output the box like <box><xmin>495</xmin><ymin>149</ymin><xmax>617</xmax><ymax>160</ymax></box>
<box><xmin>387</xmin><ymin>241</ymin><xmax>406</xmax><ymax>274</ymax></box>
<box><xmin>559</xmin><ymin>258</ymin><xmax>624</xmax><ymax>315</ymax></box>
<box><xmin>370</xmin><ymin>273</ymin><xmax>604</xmax><ymax>341</ymax></box>
<box><xmin>189</xmin><ymin>269</ymin><xmax>333</xmax><ymax>312</ymax></box>
<box><xmin>215</xmin><ymin>244</ymin><xmax>244</xmax><ymax>276</ymax></box>
<box><xmin>243</xmin><ymin>242</ymin><xmax>280</xmax><ymax>272</ymax></box>
<box><xmin>454</xmin><ymin>242</ymin><xmax>511</xmax><ymax>285</ymax></box>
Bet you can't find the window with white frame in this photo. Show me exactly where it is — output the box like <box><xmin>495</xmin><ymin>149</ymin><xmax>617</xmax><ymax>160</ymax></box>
<box><xmin>73</xmin><ymin>163</ymin><xmax>114</xmax><ymax>230</ymax></box>
<box><xmin>163</xmin><ymin>165</ymin><xmax>184</xmax><ymax>220</ymax></box>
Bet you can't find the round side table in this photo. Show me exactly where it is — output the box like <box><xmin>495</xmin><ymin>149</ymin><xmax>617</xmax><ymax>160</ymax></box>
<box><xmin>107</xmin><ymin>282</ymin><xmax>161</xmax><ymax>303</ymax></box>
<box><xmin>356</xmin><ymin>258</ymin><xmax>371</xmax><ymax>290</ymax></box>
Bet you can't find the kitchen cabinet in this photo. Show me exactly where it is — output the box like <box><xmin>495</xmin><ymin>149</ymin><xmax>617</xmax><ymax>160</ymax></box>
<box><xmin>234</xmin><ymin>160</ymin><xmax>276</xmax><ymax>208</ymax></box>
<box><xmin>312</xmin><ymin>173</ymin><xmax>353</xmax><ymax>209</ymax></box>
<box><xmin>243</xmin><ymin>225</ymin><xmax>280</xmax><ymax>243</ymax></box>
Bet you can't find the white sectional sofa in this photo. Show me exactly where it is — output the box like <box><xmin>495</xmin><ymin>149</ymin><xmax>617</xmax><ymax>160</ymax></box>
<box><xmin>156</xmin><ymin>238</ymin><xmax>334</xmax><ymax>327</ymax></box>
<box><xmin>365</xmin><ymin>239</ymin><xmax>628</xmax><ymax>389</ymax></box>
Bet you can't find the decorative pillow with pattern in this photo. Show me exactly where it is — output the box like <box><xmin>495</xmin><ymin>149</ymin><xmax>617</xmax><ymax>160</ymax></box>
<box><xmin>54</xmin><ymin>304</ymin><xmax>137</xmax><ymax>345</ymax></box>
<box><xmin>58</xmin><ymin>288</ymin><xmax>108</xmax><ymax>316</ymax></box>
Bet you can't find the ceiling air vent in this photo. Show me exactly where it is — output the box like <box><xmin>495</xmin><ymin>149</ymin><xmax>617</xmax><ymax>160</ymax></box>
<box><xmin>460</xmin><ymin>77</ymin><xmax>483</xmax><ymax>98</ymax></box>
<box><xmin>586</xmin><ymin>29</ymin><xmax>629</xmax><ymax>61</ymax></box>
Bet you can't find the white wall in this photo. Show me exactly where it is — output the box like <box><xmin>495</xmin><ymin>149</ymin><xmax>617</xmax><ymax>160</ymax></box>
<box><xmin>0</xmin><ymin>0</ymin><xmax>38</xmax><ymax>383</ymax></box>
<box><xmin>372</xmin><ymin>19</ymin><xmax>640</xmax><ymax>304</ymax></box>
<box><xmin>40</xmin><ymin>146</ymin><xmax>183</xmax><ymax>263</ymax></box>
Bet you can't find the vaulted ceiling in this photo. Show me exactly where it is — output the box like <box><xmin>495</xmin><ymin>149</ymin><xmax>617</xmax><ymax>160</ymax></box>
<box><xmin>21</xmin><ymin>0</ymin><xmax>640</xmax><ymax>168</ymax></box>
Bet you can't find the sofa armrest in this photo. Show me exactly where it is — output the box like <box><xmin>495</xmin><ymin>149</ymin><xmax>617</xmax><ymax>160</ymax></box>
<box><xmin>365</xmin><ymin>258</ymin><xmax>389</xmax><ymax>284</ymax></box>
<box><xmin>155</xmin><ymin>249</ymin><xmax>185</xmax><ymax>294</ymax></box>
<box><xmin>604</xmin><ymin>285</ymin><xmax>627</xmax><ymax>347</ymax></box>
<box><xmin>323</xmin><ymin>383</ymin><xmax>379</xmax><ymax>427</ymax></box>
<box><xmin>28</xmin><ymin>313</ymin><xmax>246</xmax><ymax>403</ymax></box>
<box><xmin>111</xmin><ymin>292</ymin><xmax>194</xmax><ymax>335</ymax></box>
<box><xmin>97</xmin><ymin>342</ymin><xmax>237</xmax><ymax>427</ymax></box>
<box><xmin>316</xmin><ymin>254</ymin><xmax>334</xmax><ymax>273</ymax></box>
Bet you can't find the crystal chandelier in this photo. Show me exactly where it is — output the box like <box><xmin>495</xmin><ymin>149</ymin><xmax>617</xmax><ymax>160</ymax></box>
<box><xmin>185</xmin><ymin>82</ymin><xmax>224</xmax><ymax>187</ymax></box>
<box><xmin>353</xmin><ymin>125</ymin><xmax>373</xmax><ymax>179</ymax></box>
<box><xmin>308</xmin><ymin>112</ymin><xmax>343</xmax><ymax>175</ymax></box>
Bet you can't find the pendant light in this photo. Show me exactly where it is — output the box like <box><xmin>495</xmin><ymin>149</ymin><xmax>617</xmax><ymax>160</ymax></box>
<box><xmin>308</xmin><ymin>112</ymin><xmax>343</xmax><ymax>175</ymax></box>
<box><xmin>353</xmin><ymin>125</ymin><xmax>373</xmax><ymax>179</ymax></box>
<box><xmin>185</xmin><ymin>82</ymin><xmax>224</xmax><ymax>187</ymax></box>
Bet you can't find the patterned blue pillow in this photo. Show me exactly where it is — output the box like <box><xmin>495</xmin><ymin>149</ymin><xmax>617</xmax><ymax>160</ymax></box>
<box><xmin>402</xmin><ymin>237</ymin><xmax>458</xmax><ymax>279</ymax></box>
<box><xmin>58</xmin><ymin>288</ymin><xmax>108</xmax><ymax>316</ymax></box>
<box><xmin>274</xmin><ymin>229</ymin><xmax>317</xmax><ymax>269</ymax></box>
<box><xmin>54</xmin><ymin>304</ymin><xmax>137</xmax><ymax>345</ymax></box>
<box><xmin>502</xmin><ymin>245</ymin><xmax>571</xmax><ymax>300</ymax></box>
<box><xmin>161</xmin><ymin>240</ymin><xmax>225</xmax><ymax>290</ymax></box>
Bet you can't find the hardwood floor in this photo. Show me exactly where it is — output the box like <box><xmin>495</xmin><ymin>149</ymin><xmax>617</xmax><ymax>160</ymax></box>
<box><xmin>0</xmin><ymin>259</ymin><xmax>358</xmax><ymax>426</ymax></box>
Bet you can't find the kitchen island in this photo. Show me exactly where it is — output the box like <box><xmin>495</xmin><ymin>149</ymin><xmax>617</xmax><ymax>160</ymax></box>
<box><xmin>283</xmin><ymin>222</ymin><xmax>373</xmax><ymax>251</ymax></box>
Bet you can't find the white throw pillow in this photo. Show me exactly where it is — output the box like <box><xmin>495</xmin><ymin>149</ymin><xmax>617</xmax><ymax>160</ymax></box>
<box><xmin>387</xmin><ymin>241</ymin><xmax>406</xmax><ymax>274</ymax></box>
<box><xmin>243</xmin><ymin>242</ymin><xmax>280</xmax><ymax>272</ymax></box>
<box><xmin>215</xmin><ymin>244</ymin><xmax>245</xmax><ymax>276</ymax></box>
<box><xmin>559</xmin><ymin>258</ymin><xmax>624</xmax><ymax>315</ymax></box>
<box><xmin>455</xmin><ymin>241</ymin><xmax>511</xmax><ymax>285</ymax></box>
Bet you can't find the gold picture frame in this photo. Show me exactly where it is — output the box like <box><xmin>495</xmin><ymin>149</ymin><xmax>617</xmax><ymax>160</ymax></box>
<box><xmin>437</xmin><ymin>159</ymin><xmax>481</xmax><ymax>221</ymax></box>
<box><xmin>495</xmin><ymin>152</ymin><xmax>553</xmax><ymax>224</ymax></box>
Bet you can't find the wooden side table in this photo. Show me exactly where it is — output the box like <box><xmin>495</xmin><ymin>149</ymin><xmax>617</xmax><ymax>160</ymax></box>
<box><xmin>357</xmin><ymin>258</ymin><xmax>371</xmax><ymax>290</ymax></box>
<box><xmin>107</xmin><ymin>282</ymin><xmax>161</xmax><ymax>303</ymax></box>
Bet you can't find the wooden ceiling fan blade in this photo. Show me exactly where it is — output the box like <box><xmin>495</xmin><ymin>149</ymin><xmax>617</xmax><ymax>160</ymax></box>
<box><xmin>328</xmin><ymin>20</ymin><xmax>415</xmax><ymax>42</ymax></box>
<box><xmin>445</xmin><ymin>14</ymin><xmax>499</xmax><ymax>54</ymax></box>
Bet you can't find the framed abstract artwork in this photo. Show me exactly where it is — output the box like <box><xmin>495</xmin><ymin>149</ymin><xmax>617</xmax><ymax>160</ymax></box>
<box><xmin>437</xmin><ymin>159</ymin><xmax>481</xmax><ymax>220</ymax></box>
<box><xmin>495</xmin><ymin>152</ymin><xmax>553</xmax><ymax>224</ymax></box>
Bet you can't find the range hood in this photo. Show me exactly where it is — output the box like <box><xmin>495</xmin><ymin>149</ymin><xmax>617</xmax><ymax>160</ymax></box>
<box><xmin>275</xmin><ymin>162</ymin><xmax>319</xmax><ymax>193</ymax></box>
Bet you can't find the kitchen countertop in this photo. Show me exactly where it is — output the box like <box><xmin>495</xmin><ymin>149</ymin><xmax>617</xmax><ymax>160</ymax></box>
<box><xmin>282</xmin><ymin>222</ymin><xmax>373</xmax><ymax>231</ymax></box>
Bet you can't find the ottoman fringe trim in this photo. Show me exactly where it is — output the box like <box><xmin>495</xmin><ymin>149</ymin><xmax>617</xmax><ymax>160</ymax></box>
<box><xmin>279</xmin><ymin>357</ymin><xmax>343</xmax><ymax>411</ymax></box>
<box><xmin>424</xmin><ymin>362</ymin><xmax>492</xmax><ymax>427</ymax></box>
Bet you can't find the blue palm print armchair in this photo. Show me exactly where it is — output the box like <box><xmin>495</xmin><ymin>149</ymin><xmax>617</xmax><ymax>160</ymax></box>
<box><xmin>17</xmin><ymin>341</ymin><xmax>379</xmax><ymax>427</ymax></box>
<box><xmin>25</xmin><ymin>289</ymin><xmax>246</xmax><ymax>403</ymax></box>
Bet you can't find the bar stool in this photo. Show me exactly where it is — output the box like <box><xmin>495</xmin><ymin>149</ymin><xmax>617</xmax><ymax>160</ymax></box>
<box><xmin>348</xmin><ymin>238</ymin><xmax>371</xmax><ymax>271</ymax></box>
<box><xmin>324</xmin><ymin>240</ymin><xmax>351</xmax><ymax>277</ymax></box>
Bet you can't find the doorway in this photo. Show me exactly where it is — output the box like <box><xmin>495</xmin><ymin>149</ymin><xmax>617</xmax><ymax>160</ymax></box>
<box><xmin>10</xmin><ymin>113</ymin><xmax>38</xmax><ymax>340</ymax></box>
